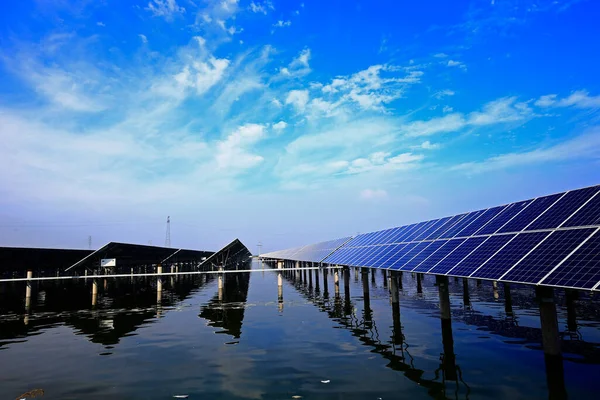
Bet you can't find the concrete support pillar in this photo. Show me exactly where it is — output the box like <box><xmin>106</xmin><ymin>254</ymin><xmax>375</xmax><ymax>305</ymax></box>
<box><xmin>504</xmin><ymin>283</ymin><xmax>513</xmax><ymax>316</ymax></box>
<box><xmin>308</xmin><ymin>266</ymin><xmax>313</xmax><ymax>288</ymax></box>
<box><xmin>25</xmin><ymin>270</ymin><xmax>33</xmax><ymax>311</ymax></box>
<box><xmin>334</xmin><ymin>270</ymin><xmax>340</xmax><ymax>296</ymax></box>
<box><xmin>416</xmin><ymin>273</ymin><xmax>423</xmax><ymax>294</ymax></box>
<box><xmin>437</xmin><ymin>275</ymin><xmax>457</xmax><ymax>381</ymax></box>
<box><xmin>92</xmin><ymin>279</ymin><xmax>98</xmax><ymax>307</ymax></box>
<box><xmin>462</xmin><ymin>278</ymin><xmax>470</xmax><ymax>308</ymax></box>
<box><xmin>537</xmin><ymin>286</ymin><xmax>561</xmax><ymax>356</ymax></box>
<box><xmin>303</xmin><ymin>268</ymin><xmax>307</xmax><ymax>284</ymax></box>
<box><xmin>323</xmin><ymin>268</ymin><xmax>329</xmax><ymax>298</ymax></box>
<box><xmin>218</xmin><ymin>265</ymin><xmax>224</xmax><ymax>301</ymax></box>
<box><xmin>566</xmin><ymin>290</ymin><xmax>578</xmax><ymax>332</ymax></box>
<box><xmin>354</xmin><ymin>267</ymin><xmax>359</xmax><ymax>282</ymax></box>
<box><xmin>278</xmin><ymin>268</ymin><xmax>283</xmax><ymax>312</ymax></box>
<box><xmin>493</xmin><ymin>280</ymin><xmax>499</xmax><ymax>299</ymax></box>
<box><xmin>391</xmin><ymin>272</ymin><xmax>402</xmax><ymax>345</ymax></box>
<box><xmin>315</xmin><ymin>269</ymin><xmax>320</xmax><ymax>293</ymax></box>
<box><xmin>361</xmin><ymin>268</ymin><xmax>371</xmax><ymax>322</ymax></box>
<box><xmin>157</xmin><ymin>265</ymin><xmax>163</xmax><ymax>292</ymax></box>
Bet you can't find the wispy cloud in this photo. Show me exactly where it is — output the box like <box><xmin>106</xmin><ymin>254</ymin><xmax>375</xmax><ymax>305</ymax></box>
<box><xmin>535</xmin><ymin>90</ymin><xmax>600</xmax><ymax>109</ymax></box>
<box><xmin>249</xmin><ymin>1</ymin><xmax>273</xmax><ymax>14</ymax></box>
<box><xmin>273</xmin><ymin>20</ymin><xmax>291</xmax><ymax>28</ymax></box>
<box><xmin>451</xmin><ymin>128</ymin><xmax>600</xmax><ymax>174</ymax></box>
<box><xmin>360</xmin><ymin>188</ymin><xmax>388</xmax><ymax>201</ymax></box>
<box><xmin>147</xmin><ymin>0</ymin><xmax>185</xmax><ymax>21</ymax></box>
<box><xmin>138</xmin><ymin>34</ymin><xmax>148</xmax><ymax>43</ymax></box>
<box><xmin>447</xmin><ymin>59</ymin><xmax>467</xmax><ymax>70</ymax></box>
<box><xmin>434</xmin><ymin>89</ymin><xmax>455</xmax><ymax>99</ymax></box>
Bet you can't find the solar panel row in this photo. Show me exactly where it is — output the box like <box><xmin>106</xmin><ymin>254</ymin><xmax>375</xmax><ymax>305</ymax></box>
<box><xmin>262</xmin><ymin>184</ymin><xmax>600</xmax><ymax>291</ymax></box>
<box><xmin>261</xmin><ymin>236</ymin><xmax>351</xmax><ymax>263</ymax></box>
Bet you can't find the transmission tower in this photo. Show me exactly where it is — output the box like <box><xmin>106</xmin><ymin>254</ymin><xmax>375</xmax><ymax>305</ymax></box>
<box><xmin>165</xmin><ymin>216</ymin><xmax>171</xmax><ymax>248</ymax></box>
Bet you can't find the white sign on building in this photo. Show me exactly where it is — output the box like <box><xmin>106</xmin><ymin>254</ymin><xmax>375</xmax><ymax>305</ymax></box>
<box><xmin>100</xmin><ymin>258</ymin><xmax>116</xmax><ymax>267</ymax></box>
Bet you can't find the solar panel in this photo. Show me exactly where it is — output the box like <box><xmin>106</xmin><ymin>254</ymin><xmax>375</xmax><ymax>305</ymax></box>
<box><xmin>500</xmin><ymin>228</ymin><xmax>596</xmax><ymax>284</ymax></box>
<box><xmin>439</xmin><ymin>210</ymin><xmax>486</xmax><ymax>239</ymax></box>
<box><xmin>413</xmin><ymin>239</ymin><xmax>465</xmax><ymax>273</ymax></box>
<box><xmin>455</xmin><ymin>206</ymin><xmax>506</xmax><ymax>237</ymax></box>
<box><xmin>429</xmin><ymin>237</ymin><xmax>488</xmax><ymax>274</ymax></box>
<box><xmin>539</xmin><ymin>229</ymin><xmax>600</xmax><ymax>289</ymax></box>
<box><xmin>402</xmin><ymin>240</ymin><xmax>447</xmax><ymax>271</ymax></box>
<box><xmin>469</xmin><ymin>231</ymin><xmax>549</xmax><ymax>280</ymax></box>
<box><xmin>446</xmin><ymin>234</ymin><xmax>515</xmax><ymax>277</ymax></box>
<box><xmin>474</xmin><ymin>200</ymin><xmax>532</xmax><ymax>235</ymax></box>
<box><xmin>497</xmin><ymin>193</ymin><xmax>564</xmax><ymax>233</ymax></box>
<box><xmin>562</xmin><ymin>190</ymin><xmax>600</xmax><ymax>227</ymax></box>
<box><xmin>527</xmin><ymin>187</ymin><xmax>599</xmax><ymax>230</ymax></box>
<box><xmin>264</xmin><ymin>184</ymin><xmax>600</xmax><ymax>291</ymax></box>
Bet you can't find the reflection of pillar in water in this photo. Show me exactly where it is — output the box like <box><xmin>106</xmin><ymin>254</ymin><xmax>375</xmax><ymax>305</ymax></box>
<box><xmin>416</xmin><ymin>273</ymin><xmax>423</xmax><ymax>294</ymax></box>
<box><xmin>391</xmin><ymin>272</ymin><xmax>402</xmax><ymax>345</ymax></box>
<box><xmin>278</xmin><ymin>272</ymin><xmax>283</xmax><ymax>312</ymax></box>
<box><xmin>504</xmin><ymin>283</ymin><xmax>513</xmax><ymax>316</ymax></box>
<box><xmin>323</xmin><ymin>268</ymin><xmax>329</xmax><ymax>298</ymax></box>
<box><xmin>437</xmin><ymin>275</ymin><xmax>457</xmax><ymax>381</ymax></box>
<box><xmin>536</xmin><ymin>286</ymin><xmax>566</xmax><ymax>400</ymax></box>
<box><xmin>343</xmin><ymin>267</ymin><xmax>352</xmax><ymax>315</ymax></box>
<box><xmin>361</xmin><ymin>268</ymin><xmax>371</xmax><ymax>321</ymax></box>
<box><xmin>566</xmin><ymin>290</ymin><xmax>578</xmax><ymax>332</ymax></box>
<box><xmin>92</xmin><ymin>279</ymin><xmax>98</xmax><ymax>307</ymax></box>
<box><xmin>462</xmin><ymin>278</ymin><xmax>470</xmax><ymax>308</ymax></box>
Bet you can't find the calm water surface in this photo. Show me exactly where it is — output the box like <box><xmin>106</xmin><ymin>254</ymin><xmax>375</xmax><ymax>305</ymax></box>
<box><xmin>1</xmin><ymin>260</ymin><xmax>600</xmax><ymax>399</ymax></box>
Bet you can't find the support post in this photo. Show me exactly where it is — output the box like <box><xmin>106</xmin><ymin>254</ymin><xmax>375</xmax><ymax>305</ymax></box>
<box><xmin>362</xmin><ymin>268</ymin><xmax>371</xmax><ymax>322</ymax></box>
<box><xmin>218</xmin><ymin>265</ymin><xmax>224</xmax><ymax>301</ymax></box>
<box><xmin>25</xmin><ymin>270</ymin><xmax>33</xmax><ymax>311</ymax></box>
<box><xmin>566</xmin><ymin>290</ymin><xmax>578</xmax><ymax>332</ymax></box>
<box><xmin>463</xmin><ymin>278</ymin><xmax>470</xmax><ymax>308</ymax></box>
<box><xmin>504</xmin><ymin>283</ymin><xmax>513</xmax><ymax>316</ymax></box>
<box><xmin>416</xmin><ymin>273</ymin><xmax>423</xmax><ymax>294</ymax></box>
<box><xmin>157</xmin><ymin>265</ymin><xmax>163</xmax><ymax>304</ymax></box>
<box><xmin>437</xmin><ymin>275</ymin><xmax>457</xmax><ymax>381</ymax></box>
<box><xmin>323</xmin><ymin>268</ymin><xmax>329</xmax><ymax>298</ymax></box>
<box><xmin>92</xmin><ymin>279</ymin><xmax>98</xmax><ymax>307</ymax></box>
<box><xmin>391</xmin><ymin>272</ymin><xmax>402</xmax><ymax>345</ymax></box>
<box><xmin>308</xmin><ymin>265</ymin><xmax>313</xmax><ymax>288</ymax></box>
<box><xmin>315</xmin><ymin>268</ymin><xmax>320</xmax><ymax>293</ymax></box>
<box><xmin>493</xmin><ymin>280</ymin><xmax>499</xmax><ymax>299</ymax></box>
<box><xmin>334</xmin><ymin>269</ymin><xmax>340</xmax><ymax>296</ymax></box>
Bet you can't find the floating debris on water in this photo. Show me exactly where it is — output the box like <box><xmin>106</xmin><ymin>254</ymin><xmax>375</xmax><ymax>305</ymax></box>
<box><xmin>292</xmin><ymin>396</ymin><xmax>303</xmax><ymax>399</ymax></box>
<box><xmin>14</xmin><ymin>388</ymin><xmax>44</xmax><ymax>399</ymax></box>
<box><xmin>321</xmin><ymin>380</ymin><xmax>331</xmax><ymax>384</ymax></box>
<box><xmin>173</xmin><ymin>395</ymin><xmax>189</xmax><ymax>399</ymax></box>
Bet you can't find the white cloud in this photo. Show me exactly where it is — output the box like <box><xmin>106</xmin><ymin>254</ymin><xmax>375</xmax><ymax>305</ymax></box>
<box><xmin>433</xmin><ymin>53</ymin><xmax>448</xmax><ymax>58</ymax></box>
<box><xmin>404</xmin><ymin>97</ymin><xmax>533</xmax><ymax>137</ymax></box>
<box><xmin>285</xmin><ymin>89</ymin><xmax>309</xmax><ymax>112</ymax></box>
<box><xmin>249</xmin><ymin>1</ymin><xmax>273</xmax><ymax>14</ymax></box>
<box><xmin>154</xmin><ymin>56</ymin><xmax>230</xmax><ymax>98</ymax></box>
<box><xmin>535</xmin><ymin>90</ymin><xmax>600</xmax><ymax>109</ymax></box>
<box><xmin>272</xmin><ymin>121</ymin><xmax>287</xmax><ymax>131</ymax></box>
<box><xmin>442</xmin><ymin>105</ymin><xmax>454</xmax><ymax>113</ymax></box>
<box><xmin>434</xmin><ymin>89</ymin><xmax>455</xmax><ymax>99</ymax></box>
<box><xmin>273</xmin><ymin>20</ymin><xmax>291</xmax><ymax>28</ymax></box>
<box><xmin>147</xmin><ymin>0</ymin><xmax>185</xmax><ymax>21</ymax></box>
<box><xmin>452</xmin><ymin>128</ymin><xmax>600</xmax><ymax>174</ymax></box>
<box><xmin>447</xmin><ymin>60</ymin><xmax>467</xmax><ymax>70</ymax></box>
<box><xmin>97</xmin><ymin>21</ymin><xmax>105</xmax><ymax>27</ymax></box>
<box><xmin>360</xmin><ymin>189</ymin><xmax>388</xmax><ymax>201</ymax></box>
<box><xmin>280</xmin><ymin>48</ymin><xmax>311</xmax><ymax>78</ymax></box>
<box><xmin>138</xmin><ymin>34</ymin><xmax>148</xmax><ymax>43</ymax></box>
<box><xmin>216</xmin><ymin>124</ymin><xmax>266</xmax><ymax>170</ymax></box>
<box><xmin>420</xmin><ymin>140</ymin><xmax>440</xmax><ymax>150</ymax></box>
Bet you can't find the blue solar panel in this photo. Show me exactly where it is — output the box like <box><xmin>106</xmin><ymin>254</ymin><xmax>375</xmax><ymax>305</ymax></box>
<box><xmin>501</xmin><ymin>228</ymin><xmax>596</xmax><ymax>284</ymax></box>
<box><xmin>498</xmin><ymin>193</ymin><xmax>564</xmax><ymax>233</ymax></box>
<box><xmin>384</xmin><ymin>227</ymin><xmax>407</xmax><ymax>244</ymax></box>
<box><xmin>540</xmin><ymin>229</ymin><xmax>600</xmax><ymax>289</ymax></box>
<box><xmin>469</xmin><ymin>231</ymin><xmax>550</xmax><ymax>280</ymax></box>
<box><xmin>385</xmin><ymin>242</ymin><xmax>418</xmax><ymax>270</ymax></box>
<box><xmin>439</xmin><ymin>210</ymin><xmax>486</xmax><ymax>239</ymax></box>
<box><xmin>429</xmin><ymin>237</ymin><xmax>488</xmax><ymax>274</ymax></box>
<box><xmin>401</xmin><ymin>221</ymin><xmax>435</xmax><ymax>242</ymax></box>
<box><xmin>361</xmin><ymin>245</ymin><xmax>391</xmax><ymax>267</ymax></box>
<box><xmin>455</xmin><ymin>206</ymin><xmax>507</xmax><ymax>237</ymax></box>
<box><xmin>527</xmin><ymin>187</ymin><xmax>599</xmax><ymax>231</ymax></box>
<box><xmin>412</xmin><ymin>218</ymin><xmax>448</xmax><ymax>241</ymax></box>
<box><xmin>378</xmin><ymin>244</ymin><xmax>409</xmax><ymax>268</ymax></box>
<box><xmin>425</xmin><ymin>215</ymin><xmax>463</xmax><ymax>240</ymax></box>
<box><xmin>475</xmin><ymin>200</ymin><xmax>532</xmax><ymax>235</ymax></box>
<box><xmin>446</xmin><ymin>234</ymin><xmax>515</xmax><ymax>277</ymax></box>
<box><xmin>402</xmin><ymin>240</ymin><xmax>448</xmax><ymax>271</ymax></box>
<box><xmin>562</xmin><ymin>188</ymin><xmax>600</xmax><ymax>228</ymax></box>
<box><xmin>393</xmin><ymin>242</ymin><xmax>433</xmax><ymax>271</ymax></box>
<box><xmin>413</xmin><ymin>239</ymin><xmax>465</xmax><ymax>273</ymax></box>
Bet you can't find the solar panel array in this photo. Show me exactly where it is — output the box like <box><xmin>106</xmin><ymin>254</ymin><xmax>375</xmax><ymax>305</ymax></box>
<box><xmin>261</xmin><ymin>236</ymin><xmax>352</xmax><ymax>263</ymax></box>
<box><xmin>261</xmin><ymin>184</ymin><xmax>600</xmax><ymax>291</ymax></box>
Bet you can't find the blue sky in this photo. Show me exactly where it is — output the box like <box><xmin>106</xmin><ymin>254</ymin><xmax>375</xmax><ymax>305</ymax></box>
<box><xmin>1</xmin><ymin>0</ymin><xmax>600</xmax><ymax>253</ymax></box>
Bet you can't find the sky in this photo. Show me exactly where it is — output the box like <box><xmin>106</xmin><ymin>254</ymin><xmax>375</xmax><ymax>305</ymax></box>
<box><xmin>1</xmin><ymin>0</ymin><xmax>600</xmax><ymax>254</ymax></box>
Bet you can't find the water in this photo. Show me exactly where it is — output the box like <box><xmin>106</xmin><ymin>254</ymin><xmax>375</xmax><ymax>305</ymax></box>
<box><xmin>1</xmin><ymin>260</ymin><xmax>600</xmax><ymax>399</ymax></box>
